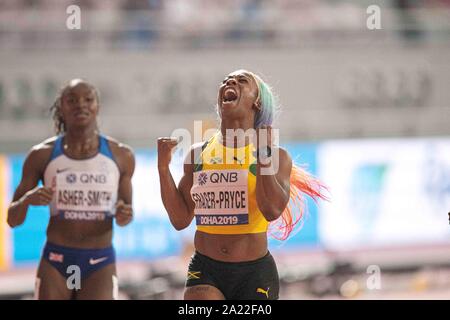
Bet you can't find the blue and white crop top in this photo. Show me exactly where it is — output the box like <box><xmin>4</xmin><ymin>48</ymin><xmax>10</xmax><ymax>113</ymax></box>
<box><xmin>43</xmin><ymin>135</ymin><xmax>120</xmax><ymax>221</ymax></box>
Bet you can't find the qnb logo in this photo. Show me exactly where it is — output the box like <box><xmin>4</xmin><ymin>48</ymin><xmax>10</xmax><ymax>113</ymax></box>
<box><xmin>198</xmin><ymin>172</ymin><xmax>208</xmax><ymax>186</ymax></box>
<box><xmin>66</xmin><ymin>174</ymin><xmax>77</xmax><ymax>184</ymax></box>
<box><xmin>210</xmin><ymin>172</ymin><xmax>238</xmax><ymax>184</ymax></box>
<box><xmin>80</xmin><ymin>173</ymin><xmax>107</xmax><ymax>184</ymax></box>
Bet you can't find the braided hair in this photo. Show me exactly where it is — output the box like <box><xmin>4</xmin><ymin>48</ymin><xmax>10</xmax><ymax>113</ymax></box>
<box><xmin>50</xmin><ymin>79</ymin><xmax>99</xmax><ymax>134</ymax></box>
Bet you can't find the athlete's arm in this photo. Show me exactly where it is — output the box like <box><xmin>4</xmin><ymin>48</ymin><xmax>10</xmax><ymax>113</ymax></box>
<box><xmin>256</xmin><ymin>146</ymin><xmax>292</xmax><ymax>222</ymax></box>
<box><xmin>157</xmin><ymin>138</ymin><xmax>196</xmax><ymax>231</ymax></box>
<box><xmin>113</xmin><ymin>143</ymin><xmax>135</xmax><ymax>227</ymax></box>
<box><xmin>7</xmin><ymin>146</ymin><xmax>53</xmax><ymax>228</ymax></box>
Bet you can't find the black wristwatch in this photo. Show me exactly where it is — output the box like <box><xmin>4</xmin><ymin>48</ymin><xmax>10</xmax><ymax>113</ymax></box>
<box><xmin>256</xmin><ymin>146</ymin><xmax>272</xmax><ymax>159</ymax></box>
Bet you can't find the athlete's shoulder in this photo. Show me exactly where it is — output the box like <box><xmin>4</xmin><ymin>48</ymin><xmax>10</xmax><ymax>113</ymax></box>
<box><xmin>24</xmin><ymin>136</ymin><xmax>59</xmax><ymax>170</ymax></box>
<box><xmin>274</xmin><ymin>145</ymin><xmax>291</xmax><ymax>161</ymax></box>
<box><xmin>186</xmin><ymin>141</ymin><xmax>207</xmax><ymax>164</ymax></box>
<box><xmin>271</xmin><ymin>145</ymin><xmax>292</xmax><ymax>170</ymax></box>
<box><xmin>103</xmin><ymin>135</ymin><xmax>135</xmax><ymax>174</ymax></box>
<box><xmin>272</xmin><ymin>146</ymin><xmax>292</xmax><ymax>177</ymax></box>
<box><xmin>103</xmin><ymin>135</ymin><xmax>135</xmax><ymax>157</ymax></box>
<box><xmin>29</xmin><ymin>136</ymin><xmax>59</xmax><ymax>157</ymax></box>
<box><xmin>33</xmin><ymin>136</ymin><xmax>59</xmax><ymax>150</ymax></box>
<box><xmin>190</xmin><ymin>141</ymin><xmax>206</xmax><ymax>152</ymax></box>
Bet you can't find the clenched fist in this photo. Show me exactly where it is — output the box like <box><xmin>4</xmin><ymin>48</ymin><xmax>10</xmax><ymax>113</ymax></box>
<box><xmin>157</xmin><ymin>137</ymin><xmax>179</xmax><ymax>170</ymax></box>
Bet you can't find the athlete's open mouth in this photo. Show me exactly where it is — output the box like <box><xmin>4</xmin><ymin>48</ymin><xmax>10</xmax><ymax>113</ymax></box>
<box><xmin>222</xmin><ymin>87</ymin><xmax>238</xmax><ymax>104</ymax></box>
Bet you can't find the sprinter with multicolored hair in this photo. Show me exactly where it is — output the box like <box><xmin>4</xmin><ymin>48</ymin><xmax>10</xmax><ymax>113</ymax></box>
<box><xmin>158</xmin><ymin>69</ymin><xmax>327</xmax><ymax>300</ymax></box>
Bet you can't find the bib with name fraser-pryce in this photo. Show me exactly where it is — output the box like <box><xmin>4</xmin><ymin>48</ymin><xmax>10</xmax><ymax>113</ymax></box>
<box><xmin>55</xmin><ymin>170</ymin><xmax>117</xmax><ymax>221</ymax></box>
<box><xmin>191</xmin><ymin>169</ymin><xmax>249</xmax><ymax>226</ymax></box>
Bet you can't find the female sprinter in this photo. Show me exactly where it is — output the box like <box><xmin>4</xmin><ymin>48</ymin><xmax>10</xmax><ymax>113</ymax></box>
<box><xmin>158</xmin><ymin>70</ymin><xmax>326</xmax><ymax>300</ymax></box>
<box><xmin>7</xmin><ymin>79</ymin><xmax>135</xmax><ymax>300</ymax></box>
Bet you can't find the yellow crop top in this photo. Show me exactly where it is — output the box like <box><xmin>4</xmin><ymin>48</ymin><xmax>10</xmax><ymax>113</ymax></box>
<box><xmin>190</xmin><ymin>134</ymin><xmax>269</xmax><ymax>234</ymax></box>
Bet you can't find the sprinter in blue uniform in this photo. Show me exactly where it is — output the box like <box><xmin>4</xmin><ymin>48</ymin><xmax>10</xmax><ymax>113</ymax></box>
<box><xmin>7</xmin><ymin>79</ymin><xmax>135</xmax><ymax>300</ymax></box>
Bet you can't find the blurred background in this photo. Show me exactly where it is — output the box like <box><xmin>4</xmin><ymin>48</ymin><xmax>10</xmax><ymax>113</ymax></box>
<box><xmin>0</xmin><ymin>0</ymin><xmax>449</xmax><ymax>300</ymax></box>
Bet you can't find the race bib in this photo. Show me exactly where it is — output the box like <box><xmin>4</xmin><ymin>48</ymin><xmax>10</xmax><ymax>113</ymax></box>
<box><xmin>192</xmin><ymin>169</ymin><xmax>249</xmax><ymax>226</ymax></box>
<box><xmin>55</xmin><ymin>170</ymin><xmax>117</xmax><ymax>220</ymax></box>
